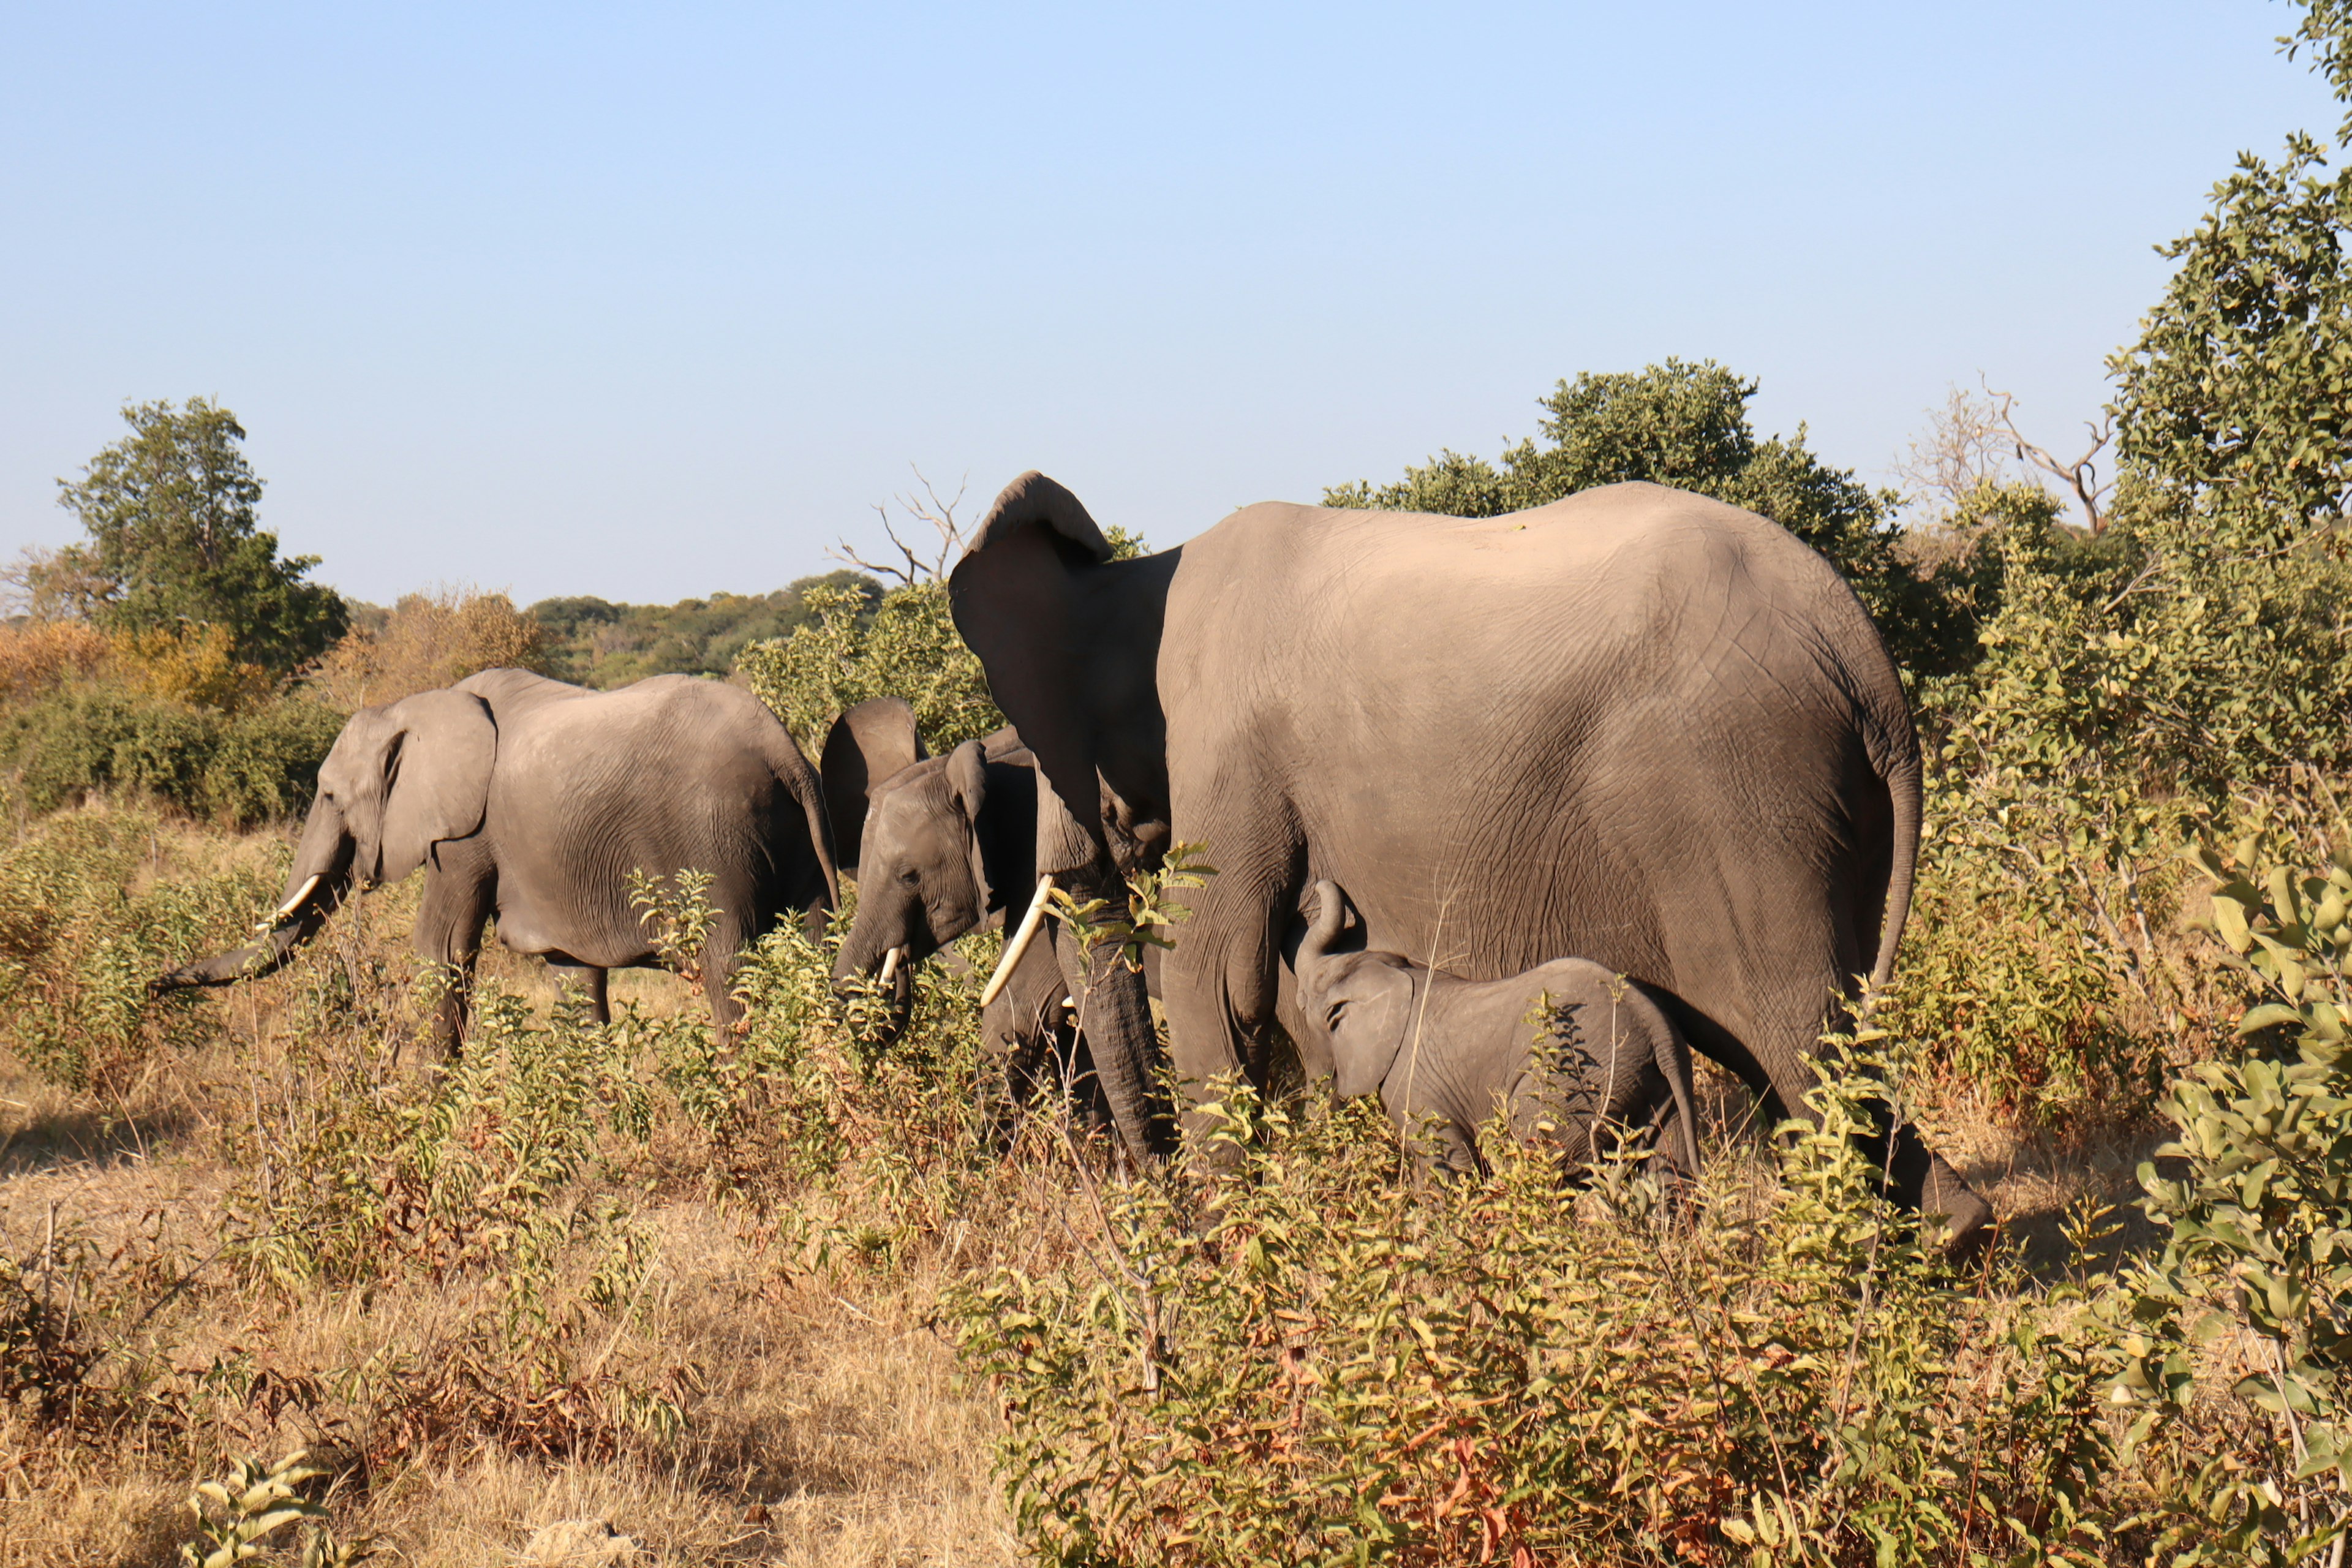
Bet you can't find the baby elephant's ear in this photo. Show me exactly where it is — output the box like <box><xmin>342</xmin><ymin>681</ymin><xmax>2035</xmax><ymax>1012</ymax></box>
<box><xmin>1325</xmin><ymin>960</ymin><xmax>1417</xmax><ymax>1100</ymax></box>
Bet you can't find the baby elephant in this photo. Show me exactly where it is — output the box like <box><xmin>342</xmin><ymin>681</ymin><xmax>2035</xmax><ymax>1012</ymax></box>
<box><xmin>1294</xmin><ymin>881</ymin><xmax>1701</xmax><ymax>1179</ymax></box>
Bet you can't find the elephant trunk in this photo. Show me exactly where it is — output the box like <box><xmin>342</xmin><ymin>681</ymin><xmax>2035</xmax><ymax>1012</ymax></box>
<box><xmin>1294</xmin><ymin>880</ymin><xmax>1346</xmax><ymax>995</ymax></box>
<box><xmin>1055</xmin><ymin>878</ymin><xmax>1167</xmax><ymax>1161</ymax></box>
<box><xmin>153</xmin><ymin>805</ymin><xmax>353</xmax><ymax>993</ymax></box>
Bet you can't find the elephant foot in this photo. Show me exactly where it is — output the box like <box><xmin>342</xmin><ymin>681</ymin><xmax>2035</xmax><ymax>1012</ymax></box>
<box><xmin>1921</xmin><ymin>1156</ymin><xmax>1996</xmax><ymax>1261</ymax></box>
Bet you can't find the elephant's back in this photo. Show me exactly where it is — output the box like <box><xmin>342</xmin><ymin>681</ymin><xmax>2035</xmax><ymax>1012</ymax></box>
<box><xmin>485</xmin><ymin>676</ymin><xmax>822</xmax><ymax>963</ymax></box>
<box><xmin>1158</xmin><ymin>481</ymin><xmax>1910</xmax><ymax>988</ymax></box>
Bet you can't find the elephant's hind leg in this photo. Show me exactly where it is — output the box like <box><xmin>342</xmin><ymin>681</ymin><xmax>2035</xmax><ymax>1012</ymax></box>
<box><xmin>547</xmin><ymin>961</ymin><xmax>611</xmax><ymax>1023</ymax></box>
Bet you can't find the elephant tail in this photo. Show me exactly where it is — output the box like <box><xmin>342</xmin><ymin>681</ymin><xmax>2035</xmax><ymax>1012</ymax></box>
<box><xmin>1867</xmin><ymin>727</ymin><xmax>1923</xmax><ymax>1000</ymax></box>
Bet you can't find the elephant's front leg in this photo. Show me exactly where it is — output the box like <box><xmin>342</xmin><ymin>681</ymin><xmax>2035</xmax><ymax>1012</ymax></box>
<box><xmin>412</xmin><ymin>858</ymin><xmax>497</xmax><ymax>1062</ymax></box>
<box><xmin>1162</xmin><ymin>872</ymin><xmax>1289</xmax><ymax>1152</ymax></box>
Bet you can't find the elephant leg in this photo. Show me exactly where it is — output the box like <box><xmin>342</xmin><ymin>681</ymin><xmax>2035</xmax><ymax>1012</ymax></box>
<box><xmin>701</xmin><ymin>913</ymin><xmax>748</xmax><ymax>1033</ymax></box>
<box><xmin>1662</xmin><ymin>933</ymin><xmax>1989</xmax><ymax>1246</ymax></box>
<box><xmin>1163</xmin><ymin>893</ymin><xmax>1286</xmax><ymax>1152</ymax></box>
<box><xmin>412</xmin><ymin>862</ymin><xmax>496</xmax><ymax>1062</ymax></box>
<box><xmin>980</xmin><ymin>948</ymin><xmax>1068</xmax><ymax>1146</ymax></box>
<box><xmin>548</xmin><ymin>962</ymin><xmax>610</xmax><ymax>1023</ymax></box>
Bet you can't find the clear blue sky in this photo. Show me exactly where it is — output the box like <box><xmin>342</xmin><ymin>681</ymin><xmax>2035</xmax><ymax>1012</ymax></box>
<box><xmin>1</xmin><ymin>2</ymin><xmax>2338</xmax><ymax>606</ymax></box>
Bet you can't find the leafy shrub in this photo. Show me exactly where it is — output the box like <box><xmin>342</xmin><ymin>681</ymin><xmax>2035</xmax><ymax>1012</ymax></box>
<box><xmin>307</xmin><ymin>586</ymin><xmax>549</xmax><ymax>710</ymax></box>
<box><xmin>945</xmin><ymin>1052</ymin><xmax>2116</xmax><ymax>1567</ymax></box>
<box><xmin>0</xmin><ymin>802</ymin><xmax>278</xmax><ymax>1090</ymax></box>
<box><xmin>739</xmin><ymin>581</ymin><xmax>1005</xmax><ymax>755</ymax></box>
<box><xmin>0</xmin><ymin>680</ymin><xmax>344</xmax><ymax>826</ymax></box>
<box><xmin>2095</xmin><ymin>833</ymin><xmax>2352</xmax><ymax>1560</ymax></box>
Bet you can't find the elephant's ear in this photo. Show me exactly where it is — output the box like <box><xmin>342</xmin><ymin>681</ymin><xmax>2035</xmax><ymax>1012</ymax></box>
<box><xmin>944</xmin><ymin>738</ymin><xmax>996</xmax><ymax>907</ymax></box>
<box><xmin>821</xmin><ymin>697</ymin><xmax>929</xmax><ymax>875</ymax></box>
<box><xmin>950</xmin><ymin>472</ymin><xmax>1114</xmax><ymax>880</ymax></box>
<box><xmin>368</xmin><ymin>690</ymin><xmax>496</xmax><ymax>885</ymax></box>
<box><xmin>1325</xmin><ymin>959</ymin><xmax>1419</xmax><ymax>1101</ymax></box>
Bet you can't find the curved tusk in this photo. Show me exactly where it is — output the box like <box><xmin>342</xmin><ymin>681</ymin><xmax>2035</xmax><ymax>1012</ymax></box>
<box><xmin>979</xmin><ymin>875</ymin><xmax>1055</xmax><ymax>1009</ymax></box>
<box><xmin>276</xmin><ymin>873</ymin><xmax>323</xmax><ymax>919</ymax></box>
<box><xmin>254</xmin><ymin>873</ymin><xmax>325</xmax><ymax>933</ymax></box>
<box><xmin>878</xmin><ymin>945</ymin><xmax>903</xmax><ymax>987</ymax></box>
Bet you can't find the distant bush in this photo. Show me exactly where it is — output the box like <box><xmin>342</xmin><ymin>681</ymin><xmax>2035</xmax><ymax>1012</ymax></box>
<box><xmin>0</xmin><ymin>622</ymin><xmax>110</xmax><ymax>705</ymax></box>
<box><xmin>528</xmin><ymin>571</ymin><xmax>881</xmax><ymax>689</ymax></box>
<box><xmin>0</xmin><ymin>682</ymin><xmax>344</xmax><ymax>826</ymax></box>
<box><xmin>739</xmin><ymin>581</ymin><xmax>1005</xmax><ymax>756</ymax></box>
<box><xmin>307</xmin><ymin>586</ymin><xmax>549</xmax><ymax>709</ymax></box>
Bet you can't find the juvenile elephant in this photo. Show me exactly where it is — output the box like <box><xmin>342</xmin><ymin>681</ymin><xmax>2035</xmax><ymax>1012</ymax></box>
<box><xmin>820</xmin><ymin>705</ymin><xmax>1118</xmax><ymax>1130</ymax></box>
<box><xmin>155</xmin><ymin>667</ymin><xmax>839</xmax><ymax>1051</ymax></box>
<box><xmin>948</xmin><ymin>470</ymin><xmax>1989</xmax><ymax>1245</ymax></box>
<box><xmin>1294</xmin><ymin>881</ymin><xmax>1700</xmax><ymax>1179</ymax></box>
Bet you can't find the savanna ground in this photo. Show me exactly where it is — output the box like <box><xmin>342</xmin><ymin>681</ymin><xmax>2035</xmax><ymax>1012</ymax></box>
<box><xmin>0</xmin><ymin>780</ymin><xmax>2316</xmax><ymax>1567</ymax></box>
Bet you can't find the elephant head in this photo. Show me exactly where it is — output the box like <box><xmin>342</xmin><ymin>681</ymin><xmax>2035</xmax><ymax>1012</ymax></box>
<box><xmin>947</xmin><ymin>472</ymin><xmax>1177</xmax><ymax>1156</ymax></box>
<box><xmin>829</xmin><ymin>731</ymin><xmax>1037</xmax><ymax>990</ymax></box>
<box><xmin>1293</xmin><ymin>880</ymin><xmax>1425</xmax><ymax>1099</ymax></box>
<box><xmin>153</xmin><ymin>689</ymin><xmax>497</xmax><ymax>991</ymax></box>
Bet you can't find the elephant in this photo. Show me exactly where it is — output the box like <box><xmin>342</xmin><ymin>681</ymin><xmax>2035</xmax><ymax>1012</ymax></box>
<box><xmin>1292</xmin><ymin>880</ymin><xmax>1700</xmax><ymax>1180</ymax></box>
<box><xmin>154</xmin><ymin>666</ymin><xmax>840</xmax><ymax>1051</ymax></box>
<box><xmin>946</xmin><ymin>470</ymin><xmax>1990</xmax><ymax>1245</ymax></box>
<box><xmin>820</xmin><ymin>705</ymin><xmax>1121</xmax><ymax>1133</ymax></box>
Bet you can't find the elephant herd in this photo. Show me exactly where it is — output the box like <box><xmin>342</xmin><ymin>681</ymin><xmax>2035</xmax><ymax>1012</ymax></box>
<box><xmin>155</xmin><ymin>472</ymin><xmax>1992</xmax><ymax>1248</ymax></box>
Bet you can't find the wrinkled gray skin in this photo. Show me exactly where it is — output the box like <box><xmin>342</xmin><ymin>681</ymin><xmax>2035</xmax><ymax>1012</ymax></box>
<box><xmin>821</xmin><ymin>707</ymin><xmax>1136</xmax><ymax>1133</ymax></box>
<box><xmin>948</xmin><ymin>470</ymin><xmax>1989</xmax><ymax>1245</ymax></box>
<box><xmin>154</xmin><ymin>668</ymin><xmax>839</xmax><ymax>1054</ymax></box>
<box><xmin>1294</xmin><ymin>881</ymin><xmax>1700</xmax><ymax>1180</ymax></box>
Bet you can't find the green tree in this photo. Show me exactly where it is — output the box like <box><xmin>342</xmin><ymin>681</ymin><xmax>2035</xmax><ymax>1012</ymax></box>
<box><xmin>1327</xmin><ymin>360</ymin><xmax>1958</xmax><ymax>671</ymax></box>
<box><xmin>2109</xmin><ymin>3</ymin><xmax>2352</xmax><ymax>549</ymax></box>
<box><xmin>49</xmin><ymin>399</ymin><xmax>346</xmax><ymax>672</ymax></box>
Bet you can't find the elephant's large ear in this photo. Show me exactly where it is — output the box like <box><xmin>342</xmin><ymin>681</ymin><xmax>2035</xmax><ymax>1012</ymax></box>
<box><xmin>949</xmin><ymin>472</ymin><xmax>1114</xmax><ymax>880</ymax></box>
<box><xmin>1325</xmin><ymin>960</ymin><xmax>1418</xmax><ymax>1101</ymax></box>
<box><xmin>355</xmin><ymin>690</ymin><xmax>496</xmax><ymax>885</ymax></box>
<box><xmin>944</xmin><ymin>738</ymin><xmax>994</xmax><ymax>907</ymax></box>
<box><xmin>820</xmin><ymin>697</ymin><xmax>928</xmax><ymax>875</ymax></box>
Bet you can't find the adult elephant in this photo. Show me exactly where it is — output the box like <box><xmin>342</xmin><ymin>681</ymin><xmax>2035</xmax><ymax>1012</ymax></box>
<box><xmin>154</xmin><ymin>667</ymin><xmax>839</xmax><ymax>1050</ymax></box>
<box><xmin>949</xmin><ymin>471</ymin><xmax>1988</xmax><ymax>1242</ymax></box>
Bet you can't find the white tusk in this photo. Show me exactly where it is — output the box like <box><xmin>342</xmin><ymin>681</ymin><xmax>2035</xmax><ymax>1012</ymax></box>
<box><xmin>255</xmin><ymin>873</ymin><xmax>324</xmax><ymax>932</ymax></box>
<box><xmin>878</xmin><ymin>945</ymin><xmax>903</xmax><ymax>987</ymax></box>
<box><xmin>979</xmin><ymin>875</ymin><xmax>1055</xmax><ymax>1009</ymax></box>
<box><xmin>275</xmin><ymin>873</ymin><xmax>322</xmax><ymax>919</ymax></box>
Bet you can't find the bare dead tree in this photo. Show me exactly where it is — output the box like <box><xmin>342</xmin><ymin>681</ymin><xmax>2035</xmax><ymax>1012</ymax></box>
<box><xmin>829</xmin><ymin>467</ymin><xmax>973</xmax><ymax>586</ymax></box>
<box><xmin>1893</xmin><ymin>385</ymin><xmax>2014</xmax><ymax>511</ymax></box>
<box><xmin>1985</xmin><ymin>381</ymin><xmax>2114</xmax><ymax>535</ymax></box>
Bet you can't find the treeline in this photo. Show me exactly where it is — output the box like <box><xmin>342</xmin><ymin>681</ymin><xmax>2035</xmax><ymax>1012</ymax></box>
<box><xmin>522</xmin><ymin>571</ymin><xmax>880</xmax><ymax>688</ymax></box>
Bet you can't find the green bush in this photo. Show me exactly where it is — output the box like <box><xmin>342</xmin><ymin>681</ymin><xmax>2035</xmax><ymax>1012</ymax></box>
<box><xmin>0</xmin><ymin>802</ymin><xmax>279</xmax><ymax>1091</ymax></box>
<box><xmin>944</xmin><ymin>1054</ymin><xmax>2115</xmax><ymax>1567</ymax></box>
<box><xmin>0</xmin><ymin>679</ymin><xmax>344</xmax><ymax>826</ymax></box>
<box><xmin>2094</xmin><ymin>833</ymin><xmax>2352</xmax><ymax>1561</ymax></box>
<box><xmin>738</xmin><ymin>580</ymin><xmax>1005</xmax><ymax>755</ymax></box>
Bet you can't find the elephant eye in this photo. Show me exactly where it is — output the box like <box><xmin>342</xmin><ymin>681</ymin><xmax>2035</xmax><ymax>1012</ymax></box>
<box><xmin>1325</xmin><ymin>1001</ymin><xmax>1347</xmax><ymax>1030</ymax></box>
<box><xmin>900</xmin><ymin>868</ymin><xmax>921</xmax><ymax>886</ymax></box>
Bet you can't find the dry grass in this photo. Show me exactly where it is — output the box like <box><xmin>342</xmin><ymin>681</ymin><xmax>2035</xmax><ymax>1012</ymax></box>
<box><xmin>0</xmin><ymin>807</ymin><xmax>2182</xmax><ymax>1567</ymax></box>
<box><xmin>0</xmin><ymin>812</ymin><xmax>1023</xmax><ymax>1567</ymax></box>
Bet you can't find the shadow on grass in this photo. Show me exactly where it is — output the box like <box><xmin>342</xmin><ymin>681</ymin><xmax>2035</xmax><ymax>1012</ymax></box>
<box><xmin>0</xmin><ymin>1104</ymin><xmax>191</xmax><ymax>1177</ymax></box>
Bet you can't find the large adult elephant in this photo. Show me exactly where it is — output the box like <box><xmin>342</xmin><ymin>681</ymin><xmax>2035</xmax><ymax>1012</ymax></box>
<box><xmin>948</xmin><ymin>471</ymin><xmax>1988</xmax><ymax>1241</ymax></box>
<box><xmin>154</xmin><ymin>667</ymin><xmax>839</xmax><ymax>1049</ymax></box>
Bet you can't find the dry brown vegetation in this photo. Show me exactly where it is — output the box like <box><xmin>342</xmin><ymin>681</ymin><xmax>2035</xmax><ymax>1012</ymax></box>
<box><xmin>0</xmin><ymin>802</ymin><xmax>1035</xmax><ymax>1567</ymax></box>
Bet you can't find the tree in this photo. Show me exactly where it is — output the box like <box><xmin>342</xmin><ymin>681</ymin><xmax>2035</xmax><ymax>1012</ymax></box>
<box><xmin>49</xmin><ymin>399</ymin><xmax>346</xmax><ymax>672</ymax></box>
<box><xmin>2109</xmin><ymin>6</ymin><xmax>2352</xmax><ymax>548</ymax></box>
<box><xmin>1327</xmin><ymin>360</ymin><xmax>1961</xmax><ymax>672</ymax></box>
